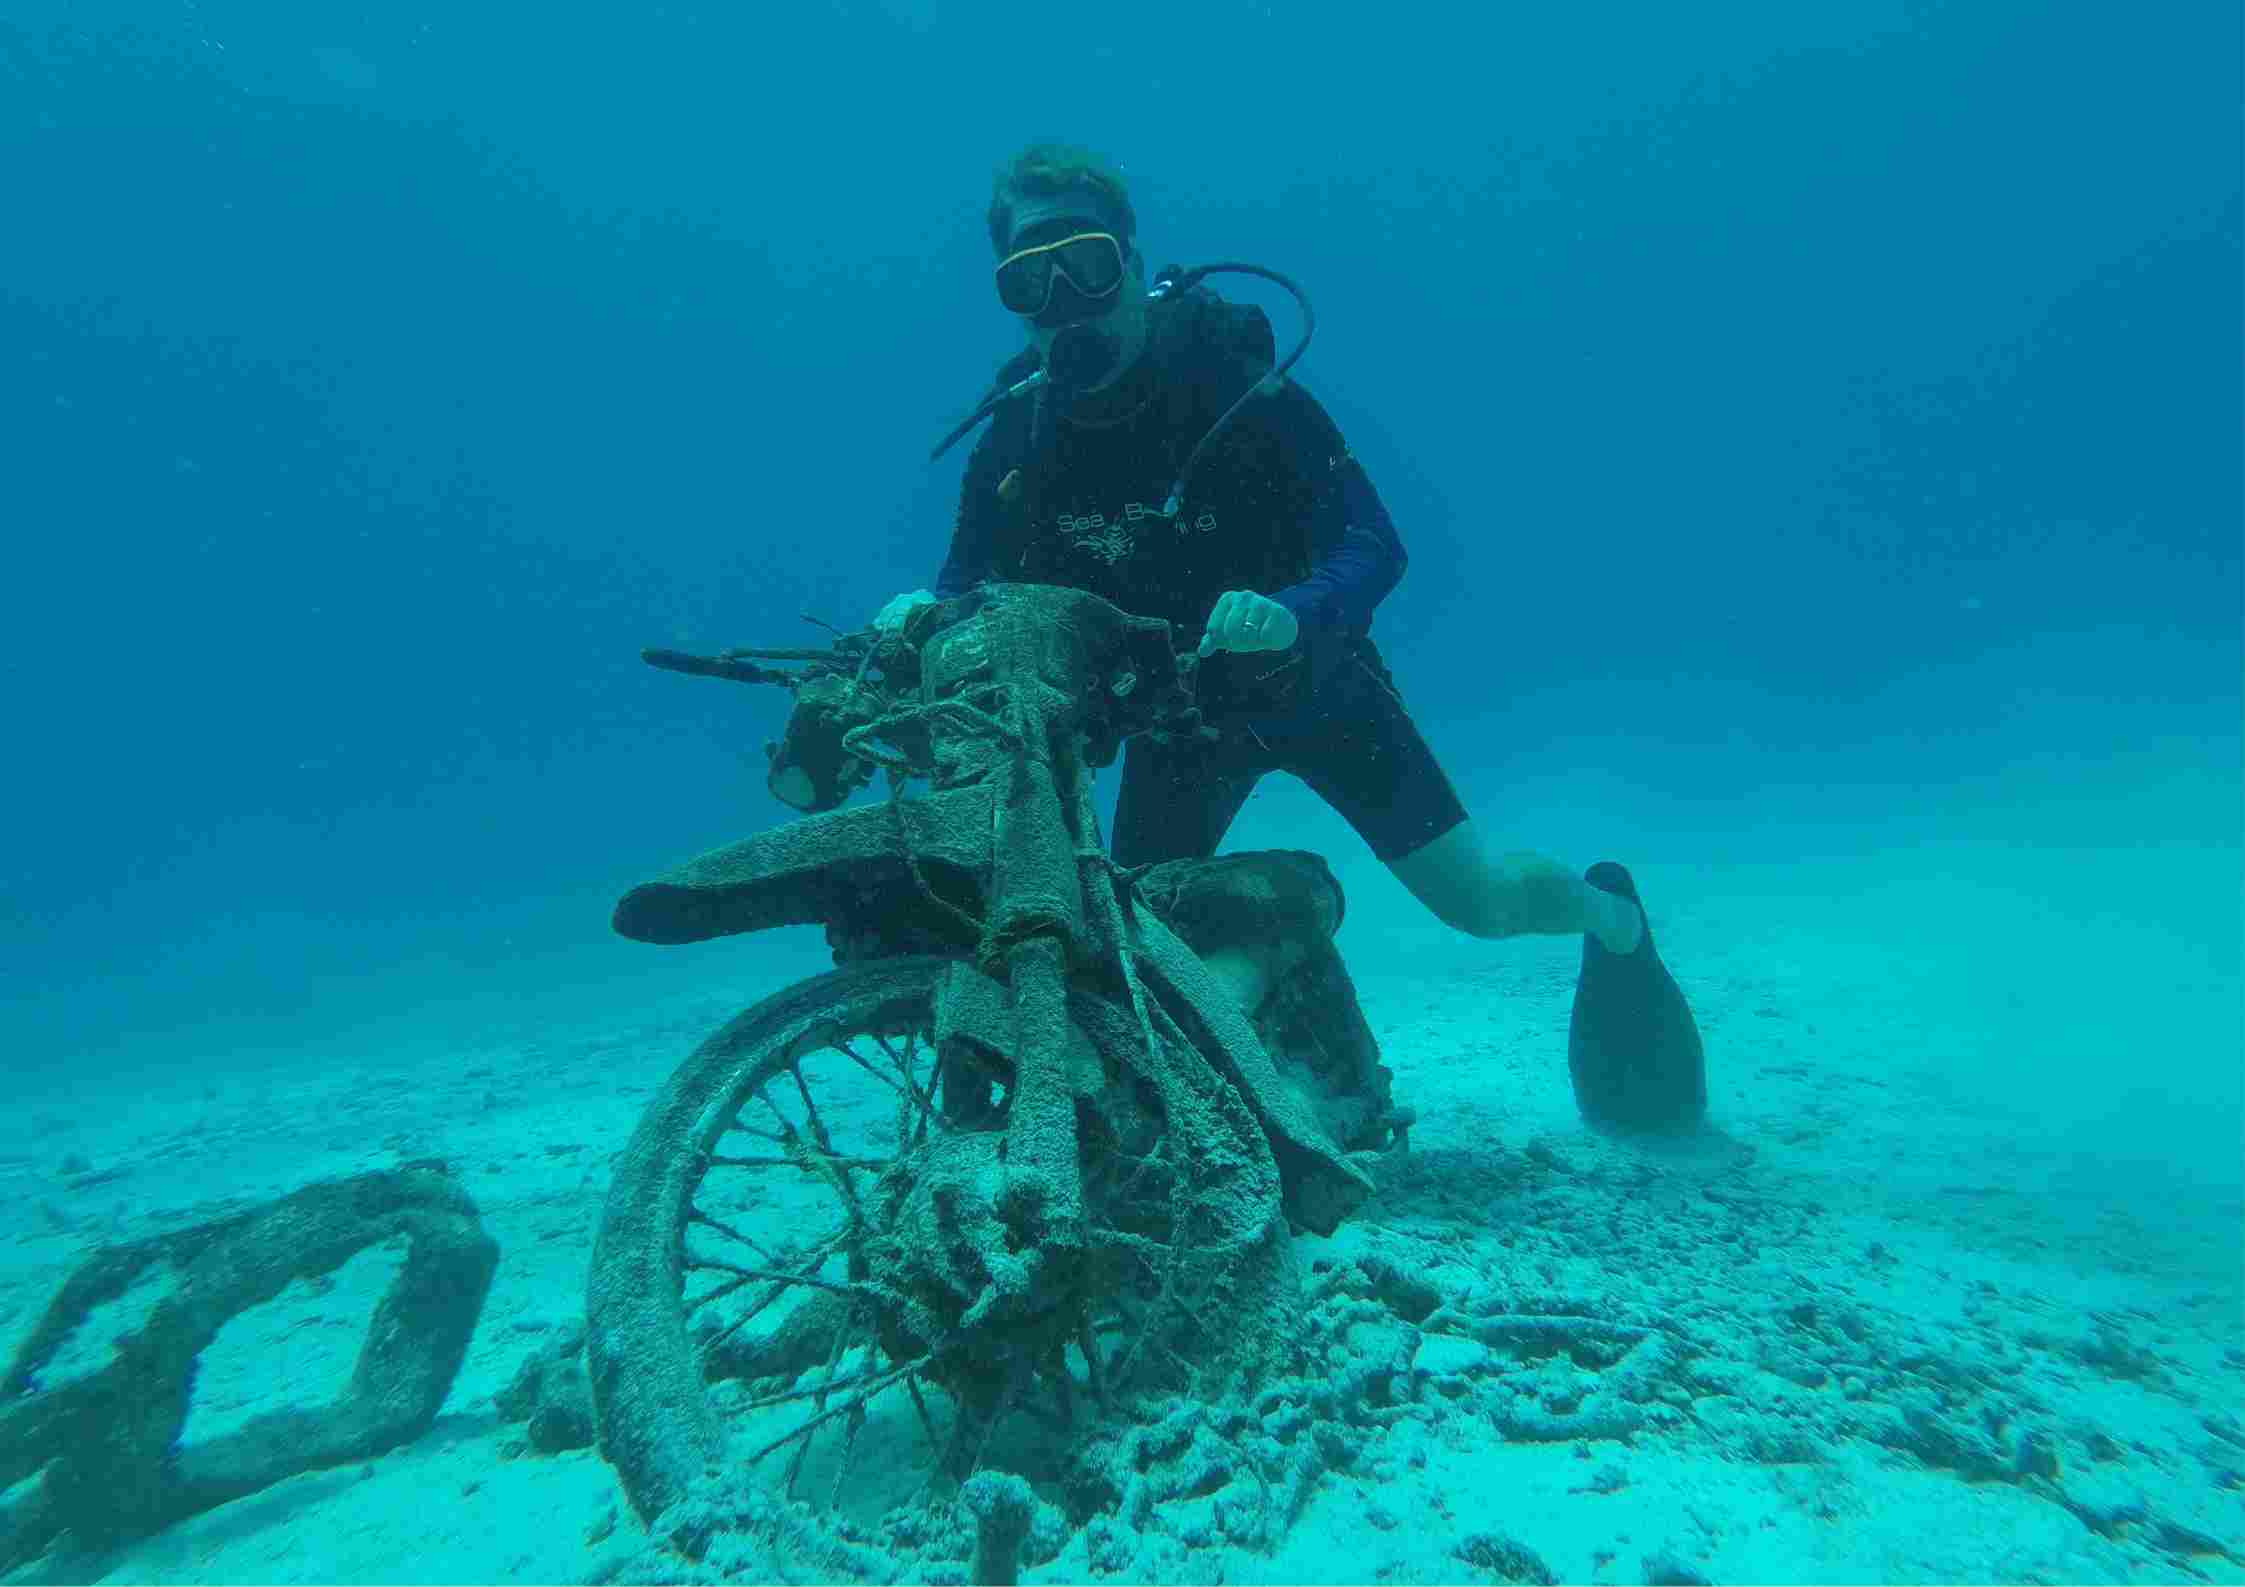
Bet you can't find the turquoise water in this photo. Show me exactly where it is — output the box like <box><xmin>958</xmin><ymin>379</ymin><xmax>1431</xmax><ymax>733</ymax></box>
<box><xmin>1</xmin><ymin>3</ymin><xmax>2237</xmax><ymax>1582</ymax></box>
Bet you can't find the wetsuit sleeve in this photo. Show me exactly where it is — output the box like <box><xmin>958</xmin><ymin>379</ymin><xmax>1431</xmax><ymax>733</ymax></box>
<box><xmin>1262</xmin><ymin>383</ymin><xmax>1408</xmax><ymax>652</ymax></box>
<box><xmin>933</xmin><ymin>426</ymin><xmax>1012</xmax><ymax>597</ymax></box>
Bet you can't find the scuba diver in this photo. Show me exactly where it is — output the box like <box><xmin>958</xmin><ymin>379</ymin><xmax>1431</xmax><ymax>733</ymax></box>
<box><xmin>874</xmin><ymin>143</ymin><xmax>1705</xmax><ymax>1133</ymax></box>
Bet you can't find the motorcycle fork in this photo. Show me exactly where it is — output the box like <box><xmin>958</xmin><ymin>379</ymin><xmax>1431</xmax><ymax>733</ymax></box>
<box><xmin>983</xmin><ymin>714</ymin><xmax>1091</xmax><ymax>1247</ymax></box>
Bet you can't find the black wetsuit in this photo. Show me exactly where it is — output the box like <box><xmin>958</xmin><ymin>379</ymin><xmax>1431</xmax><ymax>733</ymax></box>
<box><xmin>933</xmin><ymin>287</ymin><xmax>1468</xmax><ymax>866</ymax></box>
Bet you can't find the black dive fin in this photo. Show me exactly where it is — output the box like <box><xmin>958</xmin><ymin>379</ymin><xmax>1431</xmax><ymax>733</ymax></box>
<box><xmin>1567</xmin><ymin>862</ymin><xmax>1707</xmax><ymax>1132</ymax></box>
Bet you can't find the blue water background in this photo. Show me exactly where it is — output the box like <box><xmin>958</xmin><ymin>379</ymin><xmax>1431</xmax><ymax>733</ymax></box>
<box><xmin>3</xmin><ymin>4</ymin><xmax>2237</xmax><ymax>1192</ymax></box>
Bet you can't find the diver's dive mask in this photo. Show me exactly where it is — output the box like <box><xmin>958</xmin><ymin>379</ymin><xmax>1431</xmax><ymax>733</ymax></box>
<box><xmin>939</xmin><ymin>221</ymin><xmax>1319</xmax><ymax>521</ymax></box>
<box><xmin>994</xmin><ymin>230</ymin><xmax>1127</xmax><ymax>321</ymax></box>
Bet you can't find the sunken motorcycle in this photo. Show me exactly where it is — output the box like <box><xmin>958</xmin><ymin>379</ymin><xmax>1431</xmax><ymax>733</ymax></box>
<box><xmin>585</xmin><ymin>583</ymin><xmax>1409</xmax><ymax>1524</ymax></box>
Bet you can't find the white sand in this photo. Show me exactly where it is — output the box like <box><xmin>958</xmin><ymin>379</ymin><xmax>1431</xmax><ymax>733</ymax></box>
<box><xmin>2</xmin><ymin>838</ymin><xmax>2238</xmax><ymax>1585</ymax></box>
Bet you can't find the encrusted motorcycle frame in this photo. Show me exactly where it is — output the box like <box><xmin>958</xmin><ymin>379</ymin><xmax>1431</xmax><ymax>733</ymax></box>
<box><xmin>589</xmin><ymin>585</ymin><xmax>1403</xmax><ymax>1524</ymax></box>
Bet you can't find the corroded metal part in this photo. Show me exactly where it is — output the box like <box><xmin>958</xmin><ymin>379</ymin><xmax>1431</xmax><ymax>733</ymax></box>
<box><xmin>591</xmin><ymin>586</ymin><xmax>1402</xmax><ymax>1526</ymax></box>
<box><xmin>0</xmin><ymin>1163</ymin><xmax>496</xmax><ymax>1568</ymax></box>
<box><xmin>1124</xmin><ymin>900</ymin><xmax>1375</xmax><ymax>1237</ymax></box>
<box><xmin>1132</xmin><ymin>850</ymin><xmax>1405</xmax><ymax>1157</ymax></box>
<box><xmin>586</xmin><ymin>959</ymin><xmax>949</xmax><ymax>1524</ymax></box>
<box><xmin>612</xmin><ymin>782</ymin><xmax>995</xmax><ymax>948</ymax></box>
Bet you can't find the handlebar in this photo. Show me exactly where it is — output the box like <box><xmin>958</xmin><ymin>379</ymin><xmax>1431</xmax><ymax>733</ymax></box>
<box><xmin>638</xmin><ymin>587</ymin><xmax>1211</xmax><ymax>813</ymax></box>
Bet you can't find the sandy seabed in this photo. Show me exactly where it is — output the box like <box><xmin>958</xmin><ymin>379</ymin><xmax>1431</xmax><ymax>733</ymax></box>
<box><xmin>2</xmin><ymin>848</ymin><xmax>2239</xmax><ymax>1587</ymax></box>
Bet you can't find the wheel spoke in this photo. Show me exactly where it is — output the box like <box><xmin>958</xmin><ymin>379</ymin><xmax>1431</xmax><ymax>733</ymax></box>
<box><xmin>785</xmin><ymin>1303</ymin><xmax>863</xmax><ymax>1498</ymax></box>
<box><xmin>687</xmin><ymin>1207</ymin><xmax>783</xmax><ymax>1263</ymax></box>
<box><xmin>598</xmin><ymin>961</ymin><xmax>1163</xmax><ymax>1526</ymax></box>
<box><xmin>753</xmin><ymin>1078</ymin><xmax>871</xmax><ymax>1232</ymax></box>
<box><xmin>690</xmin><ymin>1262</ymin><xmax>876</xmax><ymax>1302</ymax></box>
<box><xmin>684</xmin><ymin>1269</ymin><xmax>758</xmax><ymax>1312</ymax></box>
<box><xmin>740</xmin><ymin>1352</ymin><xmax>938</xmax><ymax>1466</ymax></box>
<box><xmin>902</xmin><ymin>1369</ymin><xmax>942</xmax><ymax>1451</ymax></box>
<box><xmin>871</xmin><ymin>1031</ymin><xmax>943</xmax><ymax>1134</ymax></box>
<box><xmin>789</xmin><ymin>1065</ymin><xmax>856</xmax><ymax>1182</ymax></box>
<box><xmin>709</xmin><ymin>1151</ymin><xmax>893</xmax><ymax>1172</ymax></box>
<box><xmin>832</xmin><ymin>1040</ymin><xmax>908</xmax><ymax>1101</ymax></box>
<box><xmin>697</xmin><ymin>1229</ymin><xmax>852</xmax><ymax>1351</ymax></box>
<box><xmin>827</xmin><ymin>1399</ymin><xmax>869</xmax><ymax>1510</ymax></box>
<box><xmin>933</xmin><ymin>1356</ymin><xmax>1030</xmax><ymax>1491</ymax></box>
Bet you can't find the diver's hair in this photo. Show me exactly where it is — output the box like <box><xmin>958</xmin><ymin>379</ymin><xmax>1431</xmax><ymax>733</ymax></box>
<box><xmin>986</xmin><ymin>142</ymin><xmax>1136</xmax><ymax>254</ymax></box>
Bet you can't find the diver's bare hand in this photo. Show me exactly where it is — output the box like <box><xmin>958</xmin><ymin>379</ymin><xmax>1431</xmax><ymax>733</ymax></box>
<box><xmin>1197</xmin><ymin>590</ymin><xmax>1300</xmax><ymax>657</ymax></box>
<box><xmin>873</xmin><ymin>589</ymin><xmax>937</xmax><ymax>635</ymax></box>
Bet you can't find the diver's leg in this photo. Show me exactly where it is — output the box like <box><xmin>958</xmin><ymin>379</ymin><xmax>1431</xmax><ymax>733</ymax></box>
<box><xmin>1281</xmin><ymin>646</ymin><xmax>1633</xmax><ymax>947</ymax></box>
<box><xmin>1109</xmin><ymin>731</ymin><xmax>1262</xmax><ymax>868</ymax></box>
<box><xmin>1387</xmin><ymin>822</ymin><xmax>1642</xmax><ymax>953</ymax></box>
<box><xmin>1288</xmin><ymin>647</ymin><xmax>1703</xmax><ymax>1129</ymax></box>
